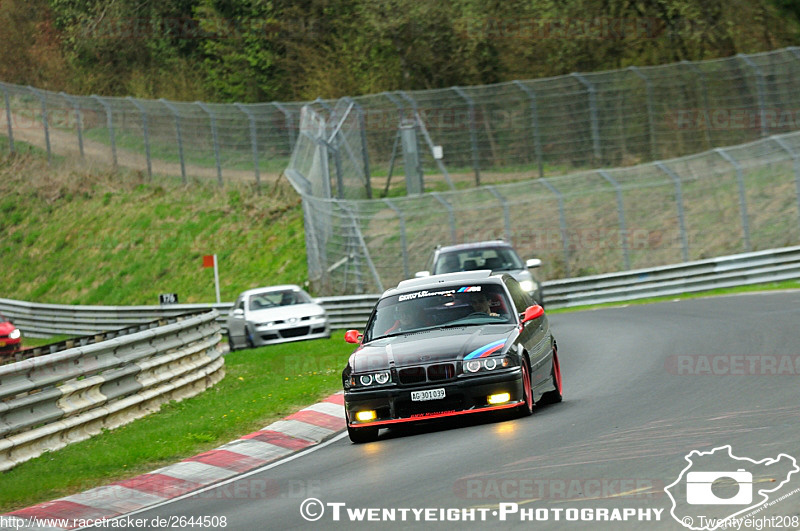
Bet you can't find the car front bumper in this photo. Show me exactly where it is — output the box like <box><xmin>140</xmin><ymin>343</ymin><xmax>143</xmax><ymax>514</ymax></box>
<box><xmin>345</xmin><ymin>367</ymin><xmax>524</xmax><ymax>429</ymax></box>
<box><xmin>251</xmin><ymin>317</ymin><xmax>330</xmax><ymax>346</ymax></box>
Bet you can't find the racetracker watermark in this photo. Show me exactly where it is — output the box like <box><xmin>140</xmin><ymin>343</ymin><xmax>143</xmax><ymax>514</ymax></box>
<box><xmin>452</xmin><ymin>477</ymin><xmax>664</xmax><ymax>501</ymax></box>
<box><xmin>665</xmin><ymin>108</ymin><xmax>800</xmax><ymax>131</ymax></box>
<box><xmin>299</xmin><ymin>499</ymin><xmax>664</xmax><ymax>522</ymax></box>
<box><xmin>664</xmin><ymin>355</ymin><xmax>800</xmax><ymax>376</ymax></box>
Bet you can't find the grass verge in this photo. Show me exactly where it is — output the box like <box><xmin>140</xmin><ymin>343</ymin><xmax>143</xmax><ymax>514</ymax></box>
<box><xmin>0</xmin><ymin>332</ymin><xmax>353</xmax><ymax>513</ymax></box>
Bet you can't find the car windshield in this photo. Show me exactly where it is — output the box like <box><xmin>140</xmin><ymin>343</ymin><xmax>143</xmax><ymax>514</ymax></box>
<box><xmin>433</xmin><ymin>247</ymin><xmax>524</xmax><ymax>274</ymax></box>
<box><xmin>364</xmin><ymin>283</ymin><xmax>514</xmax><ymax>341</ymax></box>
<box><xmin>248</xmin><ymin>289</ymin><xmax>311</xmax><ymax>310</ymax></box>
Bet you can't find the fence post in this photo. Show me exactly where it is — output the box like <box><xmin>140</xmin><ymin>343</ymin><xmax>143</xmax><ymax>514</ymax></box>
<box><xmin>2</xmin><ymin>84</ymin><xmax>15</xmax><ymax>153</ymax></box>
<box><xmin>383</xmin><ymin>199</ymin><xmax>409</xmax><ymax>279</ymax></box>
<box><xmin>654</xmin><ymin>161</ymin><xmax>690</xmax><ymax>262</ymax></box>
<box><xmin>398</xmin><ymin>90</ymin><xmax>455</xmax><ymax>190</ymax></box>
<box><xmin>59</xmin><ymin>92</ymin><xmax>84</xmax><ymax>159</ymax></box>
<box><xmin>91</xmin><ymin>95</ymin><xmax>117</xmax><ymax>168</ymax></box>
<box><xmin>382</xmin><ymin>92</ymin><xmax>406</xmax><ymax>195</ymax></box>
<box><xmin>597</xmin><ymin>170</ymin><xmax>631</xmax><ymax>270</ymax></box>
<box><xmin>738</xmin><ymin>54</ymin><xmax>769</xmax><ymax>138</ymax></box>
<box><xmin>571</xmin><ymin>73</ymin><xmax>602</xmax><ymax>161</ymax></box>
<box><xmin>681</xmin><ymin>60</ymin><xmax>713</xmax><ymax>150</ymax></box>
<box><xmin>353</xmin><ymin>99</ymin><xmax>372</xmax><ymax>198</ymax></box>
<box><xmin>770</xmin><ymin>135</ymin><xmax>800</xmax><ymax>233</ymax></box>
<box><xmin>512</xmin><ymin>80</ymin><xmax>544</xmax><ymax>178</ymax></box>
<box><xmin>27</xmin><ymin>87</ymin><xmax>51</xmax><ymax>164</ymax></box>
<box><xmin>196</xmin><ymin>102</ymin><xmax>223</xmax><ymax>186</ymax></box>
<box><xmin>159</xmin><ymin>99</ymin><xmax>186</xmax><ymax>184</ymax></box>
<box><xmin>431</xmin><ymin>192</ymin><xmax>457</xmax><ymax>244</ymax></box>
<box><xmin>234</xmin><ymin>103</ymin><xmax>261</xmax><ymax>188</ymax></box>
<box><xmin>539</xmin><ymin>178</ymin><xmax>571</xmax><ymax>278</ymax></box>
<box><xmin>486</xmin><ymin>186</ymin><xmax>511</xmax><ymax>243</ymax></box>
<box><xmin>715</xmin><ymin>148</ymin><xmax>751</xmax><ymax>252</ymax></box>
<box><xmin>452</xmin><ymin>86</ymin><xmax>481</xmax><ymax>186</ymax></box>
<box><xmin>272</xmin><ymin>101</ymin><xmax>295</xmax><ymax>153</ymax></box>
<box><xmin>627</xmin><ymin>66</ymin><xmax>656</xmax><ymax>161</ymax></box>
<box><xmin>126</xmin><ymin>97</ymin><xmax>151</xmax><ymax>179</ymax></box>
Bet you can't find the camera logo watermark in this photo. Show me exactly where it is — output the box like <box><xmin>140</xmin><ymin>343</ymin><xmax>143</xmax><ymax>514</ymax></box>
<box><xmin>664</xmin><ymin>445</ymin><xmax>799</xmax><ymax>530</ymax></box>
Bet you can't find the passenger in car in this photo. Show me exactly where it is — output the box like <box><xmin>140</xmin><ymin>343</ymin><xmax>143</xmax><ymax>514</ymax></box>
<box><xmin>384</xmin><ymin>303</ymin><xmax>417</xmax><ymax>334</ymax></box>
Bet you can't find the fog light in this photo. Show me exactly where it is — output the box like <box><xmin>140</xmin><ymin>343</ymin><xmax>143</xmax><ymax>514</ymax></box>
<box><xmin>356</xmin><ymin>410</ymin><xmax>377</xmax><ymax>422</ymax></box>
<box><xmin>487</xmin><ymin>392</ymin><xmax>511</xmax><ymax>405</ymax></box>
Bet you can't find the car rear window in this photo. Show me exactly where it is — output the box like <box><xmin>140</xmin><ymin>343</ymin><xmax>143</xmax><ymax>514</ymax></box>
<box><xmin>434</xmin><ymin>248</ymin><xmax>524</xmax><ymax>274</ymax></box>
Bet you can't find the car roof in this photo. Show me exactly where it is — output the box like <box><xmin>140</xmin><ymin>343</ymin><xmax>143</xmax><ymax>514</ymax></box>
<box><xmin>436</xmin><ymin>240</ymin><xmax>512</xmax><ymax>253</ymax></box>
<box><xmin>239</xmin><ymin>284</ymin><xmax>303</xmax><ymax>298</ymax></box>
<box><xmin>385</xmin><ymin>270</ymin><xmax>502</xmax><ymax>297</ymax></box>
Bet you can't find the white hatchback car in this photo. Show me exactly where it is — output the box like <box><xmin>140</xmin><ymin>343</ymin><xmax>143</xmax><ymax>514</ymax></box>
<box><xmin>225</xmin><ymin>285</ymin><xmax>330</xmax><ymax>349</ymax></box>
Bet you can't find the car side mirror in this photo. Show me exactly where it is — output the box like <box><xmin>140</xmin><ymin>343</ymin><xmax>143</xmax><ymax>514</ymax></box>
<box><xmin>521</xmin><ymin>304</ymin><xmax>544</xmax><ymax>323</ymax></box>
<box><xmin>414</xmin><ymin>270</ymin><xmax>431</xmax><ymax>278</ymax></box>
<box><xmin>344</xmin><ymin>330</ymin><xmax>363</xmax><ymax>344</ymax></box>
<box><xmin>232</xmin><ymin>308</ymin><xmax>244</xmax><ymax>318</ymax></box>
<box><xmin>526</xmin><ymin>258</ymin><xmax>542</xmax><ymax>269</ymax></box>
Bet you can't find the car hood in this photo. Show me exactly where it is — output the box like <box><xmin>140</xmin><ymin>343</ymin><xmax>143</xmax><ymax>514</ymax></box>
<box><xmin>350</xmin><ymin>325</ymin><xmax>517</xmax><ymax>372</ymax></box>
<box><xmin>247</xmin><ymin>303</ymin><xmax>325</xmax><ymax>321</ymax></box>
<box><xmin>0</xmin><ymin>321</ymin><xmax>16</xmax><ymax>335</ymax></box>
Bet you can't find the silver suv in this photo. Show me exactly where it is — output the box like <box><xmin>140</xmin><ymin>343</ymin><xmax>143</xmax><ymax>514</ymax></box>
<box><xmin>416</xmin><ymin>240</ymin><xmax>544</xmax><ymax>305</ymax></box>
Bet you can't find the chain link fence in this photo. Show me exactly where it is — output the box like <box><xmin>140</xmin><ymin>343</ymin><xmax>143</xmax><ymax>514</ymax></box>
<box><xmin>292</xmin><ymin>126</ymin><xmax>800</xmax><ymax>294</ymax></box>
<box><xmin>4</xmin><ymin>48</ymin><xmax>800</xmax><ymax>189</ymax></box>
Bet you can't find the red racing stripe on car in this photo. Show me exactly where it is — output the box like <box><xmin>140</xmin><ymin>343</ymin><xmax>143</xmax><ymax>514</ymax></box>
<box><xmin>349</xmin><ymin>401</ymin><xmax>521</xmax><ymax>428</ymax></box>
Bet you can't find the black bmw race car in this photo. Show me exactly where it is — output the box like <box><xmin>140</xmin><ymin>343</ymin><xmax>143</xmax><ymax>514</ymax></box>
<box><xmin>342</xmin><ymin>270</ymin><xmax>562</xmax><ymax>443</ymax></box>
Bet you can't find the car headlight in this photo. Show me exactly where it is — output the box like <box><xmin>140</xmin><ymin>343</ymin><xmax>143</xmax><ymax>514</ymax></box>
<box><xmin>9</xmin><ymin>328</ymin><xmax>20</xmax><ymax>340</ymax></box>
<box><xmin>464</xmin><ymin>360</ymin><xmax>481</xmax><ymax>373</ymax></box>
<box><xmin>519</xmin><ymin>280</ymin><xmax>535</xmax><ymax>292</ymax></box>
<box><xmin>463</xmin><ymin>356</ymin><xmax>513</xmax><ymax>374</ymax></box>
<box><xmin>352</xmin><ymin>370</ymin><xmax>392</xmax><ymax>387</ymax></box>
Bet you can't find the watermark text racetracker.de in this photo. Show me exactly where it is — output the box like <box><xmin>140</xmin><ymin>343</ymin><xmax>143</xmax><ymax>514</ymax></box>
<box><xmin>664</xmin><ymin>355</ymin><xmax>800</xmax><ymax>375</ymax></box>
<box><xmin>299</xmin><ymin>499</ymin><xmax>664</xmax><ymax>523</ymax></box>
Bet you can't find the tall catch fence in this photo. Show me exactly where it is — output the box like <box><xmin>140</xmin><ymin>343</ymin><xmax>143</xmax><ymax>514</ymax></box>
<box><xmin>3</xmin><ymin>48</ymin><xmax>800</xmax><ymax>189</ymax></box>
<box><xmin>290</xmin><ymin>127</ymin><xmax>800</xmax><ymax>295</ymax></box>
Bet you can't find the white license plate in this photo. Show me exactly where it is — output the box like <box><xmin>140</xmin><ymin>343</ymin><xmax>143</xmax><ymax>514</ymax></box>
<box><xmin>411</xmin><ymin>388</ymin><xmax>446</xmax><ymax>401</ymax></box>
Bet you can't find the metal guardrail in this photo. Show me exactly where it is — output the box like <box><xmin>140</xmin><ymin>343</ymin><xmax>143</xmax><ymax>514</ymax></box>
<box><xmin>0</xmin><ymin>310</ymin><xmax>224</xmax><ymax>471</ymax></box>
<box><xmin>2</xmin><ymin>246</ymin><xmax>800</xmax><ymax>341</ymax></box>
<box><xmin>542</xmin><ymin>245</ymin><xmax>800</xmax><ymax>308</ymax></box>
<box><xmin>0</xmin><ymin>298</ymin><xmax>377</xmax><ymax>339</ymax></box>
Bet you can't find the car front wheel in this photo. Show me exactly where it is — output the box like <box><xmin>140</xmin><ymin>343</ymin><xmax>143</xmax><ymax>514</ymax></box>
<box><xmin>517</xmin><ymin>359</ymin><xmax>534</xmax><ymax>417</ymax></box>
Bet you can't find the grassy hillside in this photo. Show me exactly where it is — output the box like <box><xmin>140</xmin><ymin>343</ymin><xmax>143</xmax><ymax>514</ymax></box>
<box><xmin>0</xmin><ymin>140</ymin><xmax>310</xmax><ymax>306</ymax></box>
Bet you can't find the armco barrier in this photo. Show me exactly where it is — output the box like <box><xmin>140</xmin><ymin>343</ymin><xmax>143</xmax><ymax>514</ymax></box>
<box><xmin>542</xmin><ymin>245</ymin><xmax>800</xmax><ymax>307</ymax></box>
<box><xmin>2</xmin><ymin>246</ymin><xmax>800</xmax><ymax>341</ymax></box>
<box><xmin>0</xmin><ymin>310</ymin><xmax>224</xmax><ymax>471</ymax></box>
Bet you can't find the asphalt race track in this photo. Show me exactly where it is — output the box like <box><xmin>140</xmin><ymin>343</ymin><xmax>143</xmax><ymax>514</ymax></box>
<box><xmin>125</xmin><ymin>292</ymin><xmax>800</xmax><ymax>530</ymax></box>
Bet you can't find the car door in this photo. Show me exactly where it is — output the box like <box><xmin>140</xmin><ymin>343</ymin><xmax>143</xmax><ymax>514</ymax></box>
<box><xmin>504</xmin><ymin>276</ymin><xmax>551</xmax><ymax>390</ymax></box>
